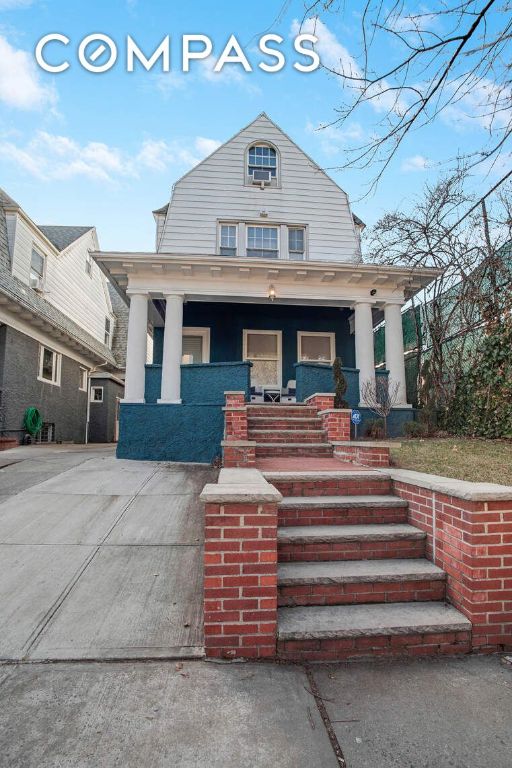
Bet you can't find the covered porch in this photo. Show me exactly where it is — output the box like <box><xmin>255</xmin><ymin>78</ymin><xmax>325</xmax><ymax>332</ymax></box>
<box><xmin>93</xmin><ymin>252</ymin><xmax>438</xmax><ymax>460</ymax></box>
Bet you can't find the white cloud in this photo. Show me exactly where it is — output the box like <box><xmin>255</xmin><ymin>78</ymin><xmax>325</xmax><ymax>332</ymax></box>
<box><xmin>305</xmin><ymin>120</ymin><xmax>365</xmax><ymax>156</ymax></box>
<box><xmin>154</xmin><ymin>72</ymin><xmax>187</xmax><ymax>97</ymax></box>
<box><xmin>401</xmin><ymin>154</ymin><xmax>429</xmax><ymax>172</ymax></box>
<box><xmin>0</xmin><ymin>35</ymin><xmax>57</xmax><ymax>111</ymax></box>
<box><xmin>198</xmin><ymin>55</ymin><xmax>261</xmax><ymax>94</ymax></box>
<box><xmin>0</xmin><ymin>131</ymin><xmax>222</xmax><ymax>182</ymax></box>
<box><xmin>0</xmin><ymin>0</ymin><xmax>33</xmax><ymax>7</ymax></box>
<box><xmin>441</xmin><ymin>77</ymin><xmax>512</xmax><ymax>133</ymax></box>
<box><xmin>291</xmin><ymin>17</ymin><xmax>407</xmax><ymax>116</ymax></box>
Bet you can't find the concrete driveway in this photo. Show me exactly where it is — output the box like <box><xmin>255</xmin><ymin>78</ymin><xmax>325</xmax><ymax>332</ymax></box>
<box><xmin>0</xmin><ymin>446</ymin><xmax>215</xmax><ymax>661</ymax></box>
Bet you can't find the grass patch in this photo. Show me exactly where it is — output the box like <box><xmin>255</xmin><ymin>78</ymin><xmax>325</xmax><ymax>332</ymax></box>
<box><xmin>390</xmin><ymin>438</ymin><xmax>512</xmax><ymax>485</ymax></box>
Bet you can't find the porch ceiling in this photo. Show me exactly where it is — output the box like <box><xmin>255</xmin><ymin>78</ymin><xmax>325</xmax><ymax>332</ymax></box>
<box><xmin>93</xmin><ymin>252</ymin><xmax>441</xmax><ymax>308</ymax></box>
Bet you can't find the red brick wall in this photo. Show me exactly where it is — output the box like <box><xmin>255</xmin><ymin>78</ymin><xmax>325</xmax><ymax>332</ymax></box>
<box><xmin>204</xmin><ymin>501</ymin><xmax>278</xmax><ymax>659</ymax></box>
<box><xmin>320</xmin><ymin>411</ymin><xmax>351</xmax><ymax>442</ymax></box>
<box><xmin>305</xmin><ymin>393</ymin><xmax>335</xmax><ymax>411</ymax></box>
<box><xmin>394</xmin><ymin>479</ymin><xmax>512</xmax><ymax>652</ymax></box>
<box><xmin>224</xmin><ymin>393</ymin><xmax>248</xmax><ymax>441</ymax></box>
<box><xmin>334</xmin><ymin>445</ymin><xmax>390</xmax><ymax>467</ymax></box>
<box><xmin>222</xmin><ymin>444</ymin><xmax>256</xmax><ymax>467</ymax></box>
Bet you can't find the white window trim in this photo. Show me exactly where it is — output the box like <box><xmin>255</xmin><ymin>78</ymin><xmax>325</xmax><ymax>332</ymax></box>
<box><xmin>246</xmin><ymin>224</ymin><xmax>280</xmax><ymax>258</ymax></box>
<box><xmin>245</xmin><ymin>142</ymin><xmax>280</xmax><ymax>187</ymax></box>
<box><xmin>85</xmin><ymin>252</ymin><xmax>93</xmax><ymax>277</ymax></box>
<box><xmin>91</xmin><ymin>386</ymin><xmax>104</xmax><ymax>403</ymax></box>
<box><xmin>79</xmin><ymin>366</ymin><xmax>88</xmax><ymax>392</ymax></box>
<box><xmin>104</xmin><ymin>316</ymin><xmax>113</xmax><ymax>348</ymax></box>
<box><xmin>182</xmin><ymin>327</ymin><xmax>211</xmax><ymax>363</ymax></box>
<box><xmin>288</xmin><ymin>226</ymin><xmax>308</xmax><ymax>260</ymax></box>
<box><xmin>243</xmin><ymin>329</ymin><xmax>283</xmax><ymax>389</ymax></box>
<box><xmin>30</xmin><ymin>246</ymin><xmax>47</xmax><ymax>290</ymax></box>
<box><xmin>37</xmin><ymin>345</ymin><xmax>61</xmax><ymax>386</ymax></box>
<box><xmin>297</xmin><ymin>331</ymin><xmax>336</xmax><ymax>365</ymax></box>
<box><xmin>217</xmin><ymin>222</ymin><xmax>238</xmax><ymax>257</ymax></box>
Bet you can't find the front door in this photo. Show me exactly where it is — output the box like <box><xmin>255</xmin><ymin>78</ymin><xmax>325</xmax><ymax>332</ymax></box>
<box><xmin>243</xmin><ymin>330</ymin><xmax>282</xmax><ymax>389</ymax></box>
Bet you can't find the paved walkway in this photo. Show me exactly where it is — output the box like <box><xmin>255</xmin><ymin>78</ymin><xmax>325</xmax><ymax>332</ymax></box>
<box><xmin>0</xmin><ymin>446</ymin><xmax>214</xmax><ymax>661</ymax></box>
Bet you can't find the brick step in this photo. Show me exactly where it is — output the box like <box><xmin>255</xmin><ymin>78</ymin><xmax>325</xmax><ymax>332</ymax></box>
<box><xmin>262</xmin><ymin>471</ymin><xmax>392</xmax><ymax>497</ymax></box>
<box><xmin>247</xmin><ymin>406</ymin><xmax>317</xmax><ymax>418</ymax></box>
<box><xmin>278</xmin><ymin>524</ymin><xmax>425</xmax><ymax>562</ymax></box>
<box><xmin>277</xmin><ymin>601</ymin><xmax>472</xmax><ymax>661</ymax></box>
<box><xmin>249</xmin><ymin>429</ymin><xmax>327</xmax><ymax>443</ymax></box>
<box><xmin>248</xmin><ymin>417</ymin><xmax>323</xmax><ymax>430</ymax></box>
<box><xmin>278</xmin><ymin>558</ymin><xmax>446</xmax><ymax>606</ymax></box>
<box><xmin>255</xmin><ymin>443</ymin><xmax>334</xmax><ymax>458</ymax></box>
<box><xmin>278</xmin><ymin>495</ymin><xmax>408</xmax><ymax>526</ymax></box>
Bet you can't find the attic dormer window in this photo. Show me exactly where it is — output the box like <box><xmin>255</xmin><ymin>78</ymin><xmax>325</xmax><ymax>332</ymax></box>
<box><xmin>247</xmin><ymin>144</ymin><xmax>278</xmax><ymax>186</ymax></box>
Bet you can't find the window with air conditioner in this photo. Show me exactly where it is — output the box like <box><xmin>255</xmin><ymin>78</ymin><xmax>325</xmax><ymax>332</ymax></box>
<box><xmin>288</xmin><ymin>227</ymin><xmax>305</xmax><ymax>260</ymax></box>
<box><xmin>247</xmin><ymin>226</ymin><xmax>279</xmax><ymax>259</ymax></box>
<box><xmin>30</xmin><ymin>249</ymin><xmax>45</xmax><ymax>290</ymax></box>
<box><xmin>247</xmin><ymin>144</ymin><xmax>278</xmax><ymax>185</ymax></box>
<box><xmin>219</xmin><ymin>224</ymin><xmax>237</xmax><ymax>257</ymax></box>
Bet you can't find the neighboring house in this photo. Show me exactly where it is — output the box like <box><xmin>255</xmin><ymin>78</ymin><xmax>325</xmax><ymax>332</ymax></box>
<box><xmin>0</xmin><ymin>188</ymin><xmax>126</xmax><ymax>444</ymax></box>
<box><xmin>374</xmin><ymin>241</ymin><xmax>512</xmax><ymax>406</ymax></box>
<box><xmin>94</xmin><ymin>113</ymin><xmax>438</xmax><ymax>461</ymax></box>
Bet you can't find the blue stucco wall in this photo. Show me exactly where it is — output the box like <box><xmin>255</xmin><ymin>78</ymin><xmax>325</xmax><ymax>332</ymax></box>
<box><xmin>355</xmin><ymin>407</ymin><xmax>416</xmax><ymax>439</ymax></box>
<box><xmin>117</xmin><ymin>403</ymin><xmax>224</xmax><ymax>462</ymax></box>
<box><xmin>295</xmin><ymin>363</ymin><xmax>392</xmax><ymax>407</ymax></box>
<box><xmin>144</xmin><ymin>361</ymin><xmax>251</xmax><ymax>404</ymax></box>
<box><xmin>153</xmin><ymin>302</ymin><xmax>355</xmax><ymax>384</ymax></box>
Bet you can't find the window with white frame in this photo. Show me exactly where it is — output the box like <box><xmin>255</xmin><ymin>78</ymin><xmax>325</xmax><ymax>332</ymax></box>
<box><xmin>91</xmin><ymin>386</ymin><xmax>103</xmax><ymax>402</ymax></box>
<box><xmin>247</xmin><ymin>144</ymin><xmax>277</xmax><ymax>184</ymax></box>
<box><xmin>298</xmin><ymin>332</ymin><xmax>336</xmax><ymax>364</ymax></box>
<box><xmin>30</xmin><ymin>249</ymin><xmax>45</xmax><ymax>289</ymax></box>
<box><xmin>85</xmin><ymin>252</ymin><xmax>93</xmax><ymax>276</ymax></box>
<box><xmin>219</xmin><ymin>224</ymin><xmax>237</xmax><ymax>257</ymax></box>
<box><xmin>79</xmin><ymin>367</ymin><xmax>88</xmax><ymax>391</ymax></box>
<box><xmin>182</xmin><ymin>327</ymin><xmax>210</xmax><ymax>364</ymax></box>
<box><xmin>288</xmin><ymin>228</ymin><xmax>305</xmax><ymax>260</ymax></box>
<box><xmin>104</xmin><ymin>317</ymin><xmax>112</xmax><ymax>347</ymax></box>
<box><xmin>243</xmin><ymin>330</ymin><xmax>282</xmax><ymax>388</ymax></box>
<box><xmin>38</xmin><ymin>345</ymin><xmax>61</xmax><ymax>385</ymax></box>
<box><xmin>247</xmin><ymin>226</ymin><xmax>279</xmax><ymax>258</ymax></box>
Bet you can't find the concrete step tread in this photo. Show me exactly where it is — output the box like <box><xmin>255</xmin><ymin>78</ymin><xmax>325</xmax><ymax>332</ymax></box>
<box><xmin>278</xmin><ymin>601</ymin><xmax>471</xmax><ymax>640</ymax></box>
<box><xmin>278</xmin><ymin>558</ymin><xmax>445</xmax><ymax>585</ymax></box>
<box><xmin>263</xmin><ymin>471</ymin><xmax>389</xmax><ymax>481</ymax></box>
<box><xmin>250</xmin><ymin>429</ymin><xmax>326</xmax><ymax>435</ymax></box>
<box><xmin>279</xmin><ymin>495</ymin><xmax>408</xmax><ymax>509</ymax></box>
<box><xmin>255</xmin><ymin>442</ymin><xmax>333</xmax><ymax>448</ymax></box>
<box><xmin>278</xmin><ymin>523</ymin><xmax>426</xmax><ymax>544</ymax></box>
<box><xmin>248</xmin><ymin>416</ymin><xmax>322</xmax><ymax>422</ymax></box>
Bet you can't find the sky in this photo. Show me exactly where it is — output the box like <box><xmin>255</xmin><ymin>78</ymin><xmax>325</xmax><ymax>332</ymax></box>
<box><xmin>0</xmin><ymin>0</ymin><xmax>504</xmax><ymax>252</ymax></box>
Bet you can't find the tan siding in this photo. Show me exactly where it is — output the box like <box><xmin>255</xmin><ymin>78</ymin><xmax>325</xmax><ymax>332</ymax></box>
<box><xmin>158</xmin><ymin>115</ymin><xmax>361</xmax><ymax>263</ymax></box>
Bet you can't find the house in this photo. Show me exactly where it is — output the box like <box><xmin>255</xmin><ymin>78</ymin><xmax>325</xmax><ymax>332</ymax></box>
<box><xmin>93</xmin><ymin>113</ymin><xmax>439</xmax><ymax>462</ymax></box>
<box><xmin>0</xmin><ymin>188</ymin><xmax>126</xmax><ymax>445</ymax></box>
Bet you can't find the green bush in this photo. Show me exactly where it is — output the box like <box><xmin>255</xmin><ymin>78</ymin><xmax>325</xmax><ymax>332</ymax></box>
<box><xmin>364</xmin><ymin>418</ymin><xmax>385</xmax><ymax>439</ymax></box>
<box><xmin>333</xmin><ymin>357</ymin><xmax>349</xmax><ymax>409</ymax></box>
<box><xmin>402</xmin><ymin>421</ymin><xmax>428</xmax><ymax>438</ymax></box>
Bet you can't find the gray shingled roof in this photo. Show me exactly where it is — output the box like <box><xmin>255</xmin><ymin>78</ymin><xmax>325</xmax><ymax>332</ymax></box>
<box><xmin>152</xmin><ymin>203</ymin><xmax>169</xmax><ymax>215</ymax></box>
<box><xmin>0</xmin><ymin>200</ymin><xmax>10</xmax><ymax>271</ymax></box>
<box><xmin>38</xmin><ymin>225</ymin><xmax>93</xmax><ymax>252</ymax></box>
<box><xmin>0</xmin><ymin>188</ymin><xmax>20</xmax><ymax>209</ymax></box>
<box><xmin>108</xmin><ymin>282</ymin><xmax>128</xmax><ymax>369</ymax></box>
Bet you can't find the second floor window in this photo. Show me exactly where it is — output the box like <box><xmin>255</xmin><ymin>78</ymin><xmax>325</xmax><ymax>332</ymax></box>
<box><xmin>104</xmin><ymin>317</ymin><xmax>112</xmax><ymax>347</ymax></box>
<box><xmin>247</xmin><ymin>226</ymin><xmax>278</xmax><ymax>259</ymax></box>
<box><xmin>220</xmin><ymin>225</ymin><xmax>237</xmax><ymax>257</ymax></box>
<box><xmin>30</xmin><ymin>249</ymin><xmax>45</xmax><ymax>289</ymax></box>
<box><xmin>289</xmin><ymin>228</ymin><xmax>305</xmax><ymax>259</ymax></box>
<box><xmin>85</xmin><ymin>252</ymin><xmax>93</xmax><ymax>276</ymax></box>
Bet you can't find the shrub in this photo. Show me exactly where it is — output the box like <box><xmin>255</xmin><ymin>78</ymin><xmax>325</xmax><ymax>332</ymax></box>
<box><xmin>364</xmin><ymin>418</ymin><xmax>385</xmax><ymax>439</ymax></box>
<box><xmin>333</xmin><ymin>357</ymin><xmax>349</xmax><ymax>409</ymax></box>
<box><xmin>402</xmin><ymin>421</ymin><xmax>428</xmax><ymax>438</ymax></box>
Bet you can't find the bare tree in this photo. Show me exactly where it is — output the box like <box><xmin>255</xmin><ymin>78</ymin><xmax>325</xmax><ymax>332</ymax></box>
<box><xmin>361</xmin><ymin>378</ymin><xmax>402</xmax><ymax>437</ymax></box>
<box><xmin>297</xmin><ymin>1</ymin><xmax>512</xmax><ymax>193</ymax></box>
<box><xmin>366</xmin><ymin>168</ymin><xmax>512</xmax><ymax>410</ymax></box>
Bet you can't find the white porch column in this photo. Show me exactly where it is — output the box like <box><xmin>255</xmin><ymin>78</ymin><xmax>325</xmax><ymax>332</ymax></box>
<box><xmin>158</xmin><ymin>293</ymin><xmax>184</xmax><ymax>404</ymax></box>
<box><xmin>123</xmin><ymin>292</ymin><xmax>148</xmax><ymax>403</ymax></box>
<box><xmin>384</xmin><ymin>302</ymin><xmax>409</xmax><ymax>406</ymax></box>
<box><xmin>354</xmin><ymin>301</ymin><xmax>376</xmax><ymax>406</ymax></box>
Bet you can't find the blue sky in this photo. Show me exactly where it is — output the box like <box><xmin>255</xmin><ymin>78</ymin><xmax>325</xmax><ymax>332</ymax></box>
<box><xmin>0</xmin><ymin>0</ymin><xmax>501</xmax><ymax>251</ymax></box>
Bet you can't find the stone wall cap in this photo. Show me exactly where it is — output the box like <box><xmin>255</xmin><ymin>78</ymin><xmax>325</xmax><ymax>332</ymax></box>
<box><xmin>224</xmin><ymin>391</ymin><xmax>247</xmax><ymax>395</ymax></box>
<box><xmin>200</xmin><ymin>467</ymin><xmax>282</xmax><ymax>503</ymax></box>
<box><xmin>384</xmin><ymin>467</ymin><xmax>512</xmax><ymax>501</ymax></box>
<box><xmin>221</xmin><ymin>440</ymin><xmax>255</xmax><ymax>447</ymax></box>
<box><xmin>222</xmin><ymin>407</ymin><xmax>247</xmax><ymax>412</ymax></box>
<box><xmin>333</xmin><ymin>441</ymin><xmax>397</xmax><ymax>448</ymax></box>
<box><xmin>318</xmin><ymin>409</ymin><xmax>352</xmax><ymax>415</ymax></box>
<box><xmin>304</xmin><ymin>393</ymin><xmax>335</xmax><ymax>402</ymax></box>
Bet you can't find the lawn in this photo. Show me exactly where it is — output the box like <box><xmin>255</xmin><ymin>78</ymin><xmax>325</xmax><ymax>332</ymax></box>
<box><xmin>390</xmin><ymin>438</ymin><xmax>512</xmax><ymax>485</ymax></box>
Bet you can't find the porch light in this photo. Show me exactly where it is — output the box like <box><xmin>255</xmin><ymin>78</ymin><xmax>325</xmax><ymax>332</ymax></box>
<box><xmin>268</xmin><ymin>284</ymin><xmax>276</xmax><ymax>301</ymax></box>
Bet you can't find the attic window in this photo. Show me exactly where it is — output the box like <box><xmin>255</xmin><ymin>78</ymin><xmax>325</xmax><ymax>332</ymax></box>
<box><xmin>247</xmin><ymin>144</ymin><xmax>277</xmax><ymax>185</ymax></box>
<box><xmin>85</xmin><ymin>252</ymin><xmax>93</xmax><ymax>276</ymax></box>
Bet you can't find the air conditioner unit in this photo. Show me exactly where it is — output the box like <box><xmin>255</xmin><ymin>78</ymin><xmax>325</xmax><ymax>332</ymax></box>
<box><xmin>29</xmin><ymin>276</ymin><xmax>44</xmax><ymax>292</ymax></box>
<box><xmin>252</xmin><ymin>169</ymin><xmax>272</xmax><ymax>185</ymax></box>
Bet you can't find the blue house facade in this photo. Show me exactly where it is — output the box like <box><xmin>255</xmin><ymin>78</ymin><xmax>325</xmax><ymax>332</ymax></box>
<box><xmin>95</xmin><ymin>114</ymin><xmax>438</xmax><ymax>461</ymax></box>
